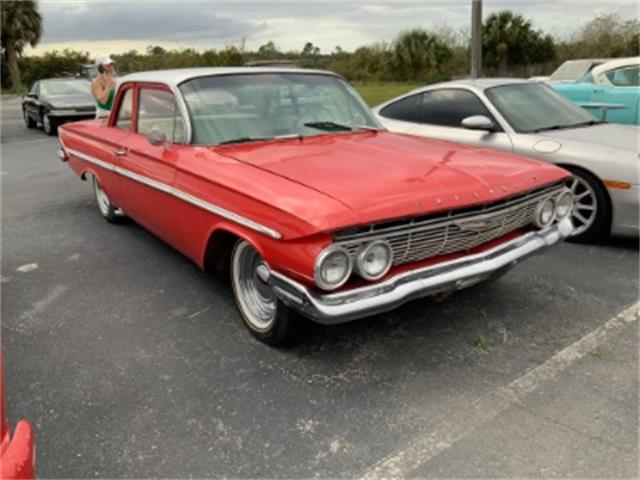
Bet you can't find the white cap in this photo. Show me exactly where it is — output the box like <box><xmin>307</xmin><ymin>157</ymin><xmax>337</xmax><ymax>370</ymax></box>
<box><xmin>95</xmin><ymin>55</ymin><xmax>114</xmax><ymax>66</ymax></box>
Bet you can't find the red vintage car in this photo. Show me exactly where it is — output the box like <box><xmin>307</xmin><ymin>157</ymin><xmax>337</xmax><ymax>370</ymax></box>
<box><xmin>0</xmin><ymin>351</ymin><xmax>35</xmax><ymax>479</ymax></box>
<box><xmin>58</xmin><ymin>68</ymin><xmax>575</xmax><ymax>345</ymax></box>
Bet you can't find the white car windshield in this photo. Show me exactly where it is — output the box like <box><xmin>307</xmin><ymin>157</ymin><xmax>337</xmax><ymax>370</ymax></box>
<box><xmin>486</xmin><ymin>83</ymin><xmax>598</xmax><ymax>133</ymax></box>
<box><xmin>179</xmin><ymin>73</ymin><xmax>381</xmax><ymax>145</ymax></box>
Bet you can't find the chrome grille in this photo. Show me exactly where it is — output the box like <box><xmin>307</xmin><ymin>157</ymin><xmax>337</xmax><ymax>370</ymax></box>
<box><xmin>336</xmin><ymin>183</ymin><xmax>564</xmax><ymax>267</ymax></box>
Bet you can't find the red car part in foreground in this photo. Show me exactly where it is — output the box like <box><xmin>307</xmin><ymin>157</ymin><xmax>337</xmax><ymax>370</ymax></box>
<box><xmin>0</xmin><ymin>352</ymin><xmax>35</xmax><ymax>479</ymax></box>
<box><xmin>58</xmin><ymin>68</ymin><xmax>575</xmax><ymax>345</ymax></box>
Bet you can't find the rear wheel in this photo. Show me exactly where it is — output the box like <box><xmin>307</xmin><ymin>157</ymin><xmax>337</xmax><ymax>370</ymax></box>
<box><xmin>230</xmin><ymin>240</ymin><xmax>302</xmax><ymax>346</ymax></box>
<box><xmin>564</xmin><ymin>167</ymin><xmax>610</xmax><ymax>242</ymax></box>
<box><xmin>93</xmin><ymin>176</ymin><xmax>120</xmax><ymax>222</ymax></box>
<box><xmin>42</xmin><ymin>113</ymin><xmax>58</xmax><ymax>136</ymax></box>
<box><xmin>23</xmin><ymin>109</ymin><xmax>37</xmax><ymax>128</ymax></box>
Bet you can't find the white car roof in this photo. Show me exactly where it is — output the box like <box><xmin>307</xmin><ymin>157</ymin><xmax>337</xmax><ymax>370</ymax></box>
<box><xmin>119</xmin><ymin>67</ymin><xmax>339</xmax><ymax>88</ymax></box>
<box><xmin>590</xmin><ymin>57</ymin><xmax>639</xmax><ymax>77</ymax></box>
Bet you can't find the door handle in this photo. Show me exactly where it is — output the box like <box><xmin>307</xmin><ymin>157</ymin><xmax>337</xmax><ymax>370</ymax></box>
<box><xmin>113</xmin><ymin>148</ymin><xmax>127</xmax><ymax>156</ymax></box>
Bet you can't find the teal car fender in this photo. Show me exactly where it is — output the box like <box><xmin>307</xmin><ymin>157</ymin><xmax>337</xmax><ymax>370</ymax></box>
<box><xmin>552</xmin><ymin>82</ymin><xmax>640</xmax><ymax>126</ymax></box>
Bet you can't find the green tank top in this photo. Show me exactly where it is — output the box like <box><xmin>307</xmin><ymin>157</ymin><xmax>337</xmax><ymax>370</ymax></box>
<box><xmin>96</xmin><ymin>88</ymin><xmax>115</xmax><ymax>110</ymax></box>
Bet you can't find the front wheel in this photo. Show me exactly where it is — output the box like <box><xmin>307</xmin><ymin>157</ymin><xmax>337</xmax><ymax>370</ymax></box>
<box><xmin>564</xmin><ymin>167</ymin><xmax>610</xmax><ymax>242</ymax></box>
<box><xmin>23</xmin><ymin>109</ymin><xmax>37</xmax><ymax>128</ymax></box>
<box><xmin>42</xmin><ymin>113</ymin><xmax>58</xmax><ymax>136</ymax></box>
<box><xmin>230</xmin><ymin>240</ymin><xmax>302</xmax><ymax>346</ymax></box>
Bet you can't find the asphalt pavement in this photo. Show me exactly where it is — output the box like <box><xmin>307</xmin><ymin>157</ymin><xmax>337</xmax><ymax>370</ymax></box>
<box><xmin>1</xmin><ymin>95</ymin><xmax>639</xmax><ymax>478</ymax></box>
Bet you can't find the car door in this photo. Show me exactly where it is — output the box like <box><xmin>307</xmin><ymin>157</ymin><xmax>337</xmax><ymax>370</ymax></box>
<box><xmin>407</xmin><ymin>88</ymin><xmax>513</xmax><ymax>152</ymax></box>
<box><xmin>24</xmin><ymin>82</ymin><xmax>40</xmax><ymax>121</ymax></box>
<box><xmin>116</xmin><ymin>83</ymin><xmax>185</xmax><ymax>247</ymax></box>
<box><xmin>74</xmin><ymin>85</ymin><xmax>134</xmax><ymax>209</ymax></box>
<box><xmin>590</xmin><ymin>65</ymin><xmax>640</xmax><ymax>124</ymax></box>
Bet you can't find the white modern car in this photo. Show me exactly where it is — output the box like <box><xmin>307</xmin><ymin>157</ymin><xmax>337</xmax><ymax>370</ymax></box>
<box><xmin>373</xmin><ymin>78</ymin><xmax>639</xmax><ymax>242</ymax></box>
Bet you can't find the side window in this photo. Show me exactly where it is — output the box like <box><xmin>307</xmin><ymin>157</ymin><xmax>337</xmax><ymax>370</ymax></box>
<box><xmin>605</xmin><ymin>66</ymin><xmax>640</xmax><ymax>87</ymax></box>
<box><xmin>115</xmin><ymin>89</ymin><xmax>134</xmax><ymax>131</ymax></box>
<box><xmin>29</xmin><ymin>82</ymin><xmax>38</xmax><ymax>96</ymax></box>
<box><xmin>137</xmin><ymin>88</ymin><xmax>185</xmax><ymax>144</ymax></box>
<box><xmin>379</xmin><ymin>94</ymin><xmax>423</xmax><ymax>122</ymax></box>
<box><xmin>420</xmin><ymin>89</ymin><xmax>497</xmax><ymax>128</ymax></box>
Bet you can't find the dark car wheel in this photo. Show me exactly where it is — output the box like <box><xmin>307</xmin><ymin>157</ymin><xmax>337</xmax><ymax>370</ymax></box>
<box><xmin>23</xmin><ymin>109</ymin><xmax>37</xmax><ymax>129</ymax></box>
<box><xmin>93</xmin><ymin>176</ymin><xmax>120</xmax><ymax>223</ymax></box>
<box><xmin>42</xmin><ymin>113</ymin><xmax>58</xmax><ymax>136</ymax></box>
<box><xmin>564</xmin><ymin>167</ymin><xmax>611</xmax><ymax>243</ymax></box>
<box><xmin>230</xmin><ymin>240</ymin><xmax>303</xmax><ymax>346</ymax></box>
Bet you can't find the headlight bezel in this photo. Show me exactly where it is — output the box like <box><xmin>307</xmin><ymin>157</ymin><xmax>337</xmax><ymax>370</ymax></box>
<box><xmin>355</xmin><ymin>240</ymin><xmax>393</xmax><ymax>281</ymax></box>
<box><xmin>554</xmin><ymin>190</ymin><xmax>573</xmax><ymax>219</ymax></box>
<box><xmin>533</xmin><ymin>196</ymin><xmax>557</xmax><ymax>228</ymax></box>
<box><xmin>314</xmin><ymin>245</ymin><xmax>353</xmax><ymax>291</ymax></box>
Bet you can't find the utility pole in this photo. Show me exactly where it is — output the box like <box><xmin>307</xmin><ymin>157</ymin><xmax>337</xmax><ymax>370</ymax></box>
<box><xmin>471</xmin><ymin>0</ymin><xmax>482</xmax><ymax>78</ymax></box>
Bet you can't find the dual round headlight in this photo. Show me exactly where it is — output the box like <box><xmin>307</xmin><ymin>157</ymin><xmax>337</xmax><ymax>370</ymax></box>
<box><xmin>355</xmin><ymin>240</ymin><xmax>393</xmax><ymax>281</ymax></box>
<box><xmin>533</xmin><ymin>190</ymin><xmax>573</xmax><ymax>228</ymax></box>
<box><xmin>314</xmin><ymin>246</ymin><xmax>353</xmax><ymax>290</ymax></box>
<box><xmin>315</xmin><ymin>240</ymin><xmax>394</xmax><ymax>290</ymax></box>
<box><xmin>555</xmin><ymin>190</ymin><xmax>573</xmax><ymax>219</ymax></box>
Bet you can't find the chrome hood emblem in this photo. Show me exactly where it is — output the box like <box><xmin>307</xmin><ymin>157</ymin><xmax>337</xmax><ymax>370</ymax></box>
<box><xmin>454</xmin><ymin>217</ymin><xmax>503</xmax><ymax>232</ymax></box>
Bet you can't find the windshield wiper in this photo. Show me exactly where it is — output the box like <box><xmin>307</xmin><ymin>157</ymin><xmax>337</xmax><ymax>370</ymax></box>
<box><xmin>530</xmin><ymin>119</ymin><xmax>605</xmax><ymax>133</ymax></box>
<box><xmin>303</xmin><ymin>121</ymin><xmax>353</xmax><ymax>131</ymax></box>
<box><xmin>217</xmin><ymin>136</ymin><xmax>272</xmax><ymax>145</ymax></box>
<box><xmin>564</xmin><ymin>119</ymin><xmax>605</xmax><ymax>129</ymax></box>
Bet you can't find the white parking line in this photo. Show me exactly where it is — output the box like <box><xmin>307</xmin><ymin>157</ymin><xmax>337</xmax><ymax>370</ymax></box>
<box><xmin>359</xmin><ymin>301</ymin><xmax>640</xmax><ymax>479</ymax></box>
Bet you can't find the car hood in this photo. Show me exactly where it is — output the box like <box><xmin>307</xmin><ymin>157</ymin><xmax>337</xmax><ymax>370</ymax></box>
<box><xmin>538</xmin><ymin>123</ymin><xmax>639</xmax><ymax>152</ymax></box>
<box><xmin>216</xmin><ymin>131</ymin><xmax>568</xmax><ymax>226</ymax></box>
<box><xmin>45</xmin><ymin>93</ymin><xmax>94</xmax><ymax>108</ymax></box>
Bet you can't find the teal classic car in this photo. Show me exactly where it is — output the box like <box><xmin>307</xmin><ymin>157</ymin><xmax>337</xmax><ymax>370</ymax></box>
<box><xmin>552</xmin><ymin>57</ymin><xmax>639</xmax><ymax>125</ymax></box>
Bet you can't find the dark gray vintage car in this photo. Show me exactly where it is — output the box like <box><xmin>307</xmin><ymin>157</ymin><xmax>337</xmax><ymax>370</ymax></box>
<box><xmin>22</xmin><ymin>78</ymin><xmax>96</xmax><ymax>135</ymax></box>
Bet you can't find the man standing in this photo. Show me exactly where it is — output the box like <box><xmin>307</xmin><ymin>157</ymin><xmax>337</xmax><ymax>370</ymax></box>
<box><xmin>91</xmin><ymin>55</ymin><xmax>117</xmax><ymax>119</ymax></box>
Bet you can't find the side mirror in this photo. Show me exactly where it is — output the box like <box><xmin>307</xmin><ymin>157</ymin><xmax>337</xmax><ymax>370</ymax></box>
<box><xmin>461</xmin><ymin>115</ymin><xmax>495</xmax><ymax>131</ymax></box>
<box><xmin>26</xmin><ymin>92</ymin><xmax>37</xmax><ymax>99</ymax></box>
<box><xmin>147</xmin><ymin>127</ymin><xmax>169</xmax><ymax>150</ymax></box>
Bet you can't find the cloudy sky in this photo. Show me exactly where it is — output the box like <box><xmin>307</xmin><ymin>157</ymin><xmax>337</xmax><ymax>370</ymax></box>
<box><xmin>31</xmin><ymin>0</ymin><xmax>638</xmax><ymax>57</ymax></box>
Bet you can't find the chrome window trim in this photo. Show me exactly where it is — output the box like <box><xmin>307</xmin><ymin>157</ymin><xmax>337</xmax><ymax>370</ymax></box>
<box><xmin>65</xmin><ymin>147</ymin><xmax>282</xmax><ymax>239</ymax></box>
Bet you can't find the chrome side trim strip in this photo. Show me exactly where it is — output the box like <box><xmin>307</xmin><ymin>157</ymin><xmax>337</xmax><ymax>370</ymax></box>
<box><xmin>65</xmin><ymin>147</ymin><xmax>282</xmax><ymax>239</ymax></box>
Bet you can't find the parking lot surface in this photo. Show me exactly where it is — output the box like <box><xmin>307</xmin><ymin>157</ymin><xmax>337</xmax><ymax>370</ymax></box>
<box><xmin>2</xmin><ymin>96</ymin><xmax>639</xmax><ymax>478</ymax></box>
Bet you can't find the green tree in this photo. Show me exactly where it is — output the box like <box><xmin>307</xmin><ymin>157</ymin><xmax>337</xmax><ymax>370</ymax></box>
<box><xmin>482</xmin><ymin>11</ymin><xmax>555</xmax><ymax>74</ymax></box>
<box><xmin>566</xmin><ymin>13</ymin><xmax>639</xmax><ymax>58</ymax></box>
<box><xmin>257</xmin><ymin>40</ymin><xmax>279</xmax><ymax>58</ymax></box>
<box><xmin>1</xmin><ymin>0</ymin><xmax>42</xmax><ymax>88</ymax></box>
<box><xmin>392</xmin><ymin>29</ymin><xmax>452</xmax><ymax>81</ymax></box>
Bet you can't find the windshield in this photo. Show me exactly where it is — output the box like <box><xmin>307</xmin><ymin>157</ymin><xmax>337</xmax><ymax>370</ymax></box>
<box><xmin>485</xmin><ymin>83</ymin><xmax>596</xmax><ymax>133</ymax></box>
<box><xmin>40</xmin><ymin>80</ymin><xmax>91</xmax><ymax>96</ymax></box>
<box><xmin>179</xmin><ymin>73</ymin><xmax>381</xmax><ymax>145</ymax></box>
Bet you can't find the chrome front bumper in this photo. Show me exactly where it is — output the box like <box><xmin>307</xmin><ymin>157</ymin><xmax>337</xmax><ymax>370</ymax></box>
<box><xmin>268</xmin><ymin>218</ymin><xmax>574</xmax><ymax>324</ymax></box>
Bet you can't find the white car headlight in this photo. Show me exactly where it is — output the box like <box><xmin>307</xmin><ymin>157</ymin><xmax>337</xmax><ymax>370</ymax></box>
<box><xmin>533</xmin><ymin>197</ymin><xmax>556</xmax><ymax>228</ymax></box>
<box><xmin>555</xmin><ymin>190</ymin><xmax>573</xmax><ymax>219</ymax></box>
<box><xmin>355</xmin><ymin>240</ymin><xmax>393</xmax><ymax>280</ymax></box>
<box><xmin>314</xmin><ymin>245</ymin><xmax>352</xmax><ymax>290</ymax></box>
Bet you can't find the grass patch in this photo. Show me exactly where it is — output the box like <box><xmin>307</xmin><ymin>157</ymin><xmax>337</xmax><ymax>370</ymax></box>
<box><xmin>590</xmin><ymin>349</ymin><xmax>603</xmax><ymax>360</ymax></box>
<box><xmin>352</xmin><ymin>82</ymin><xmax>421</xmax><ymax>107</ymax></box>
<box><xmin>472</xmin><ymin>335</ymin><xmax>490</xmax><ymax>350</ymax></box>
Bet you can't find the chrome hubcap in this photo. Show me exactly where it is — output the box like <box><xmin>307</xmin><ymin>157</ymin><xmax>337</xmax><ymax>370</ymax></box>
<box><xmin>232</xmin><ymin>242</ymin><xmax>276</xmax><ymax>331</ymax></box>
<box><xmin>43</xmin><ymin>114</ymin><xmax>51</xmax><ymax>132</ymax></box>
<box><xmin>566</xmin><ymin>176</ymin><xmax>597</xmax><ymax>236</ymax></box>
<box><xmin>93</xmin><ymin>177</ymin><xmax>111</xmax><ymax>216</ymax></box>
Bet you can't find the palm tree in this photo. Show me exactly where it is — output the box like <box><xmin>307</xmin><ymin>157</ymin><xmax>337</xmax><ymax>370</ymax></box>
<box><xmin>1</xmin><ymin>0</ymin><xmax>42</xmax><ymax>88</ymax></box>
<box><xmin>482</xmin><ymin>10</ymin><xmax>555</xmax><ymax>75</ymax></box>
<box><xmin>393</xmin><ymin>29</ymin><xmax>452</xmax><ymax>81</ymax></box>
